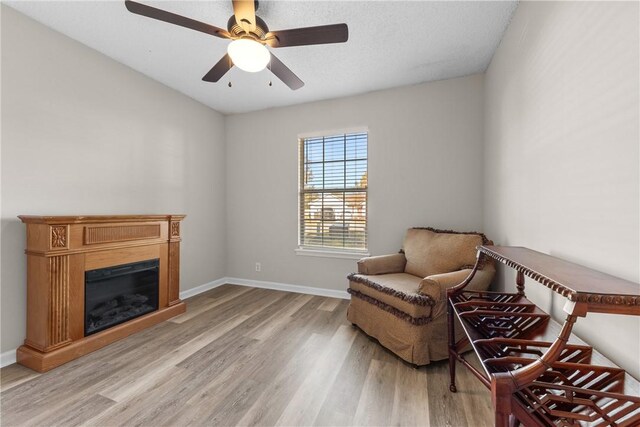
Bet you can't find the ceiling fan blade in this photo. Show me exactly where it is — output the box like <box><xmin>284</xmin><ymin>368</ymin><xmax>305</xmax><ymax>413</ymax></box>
<box><xmin>232</xmin><ymin>0</ymin><xmax>257</xmax><ymax>33</ymax></box>
<box><xmin>265</xmin><ymin>23</ymin><xmax>348</xmax><ymax>48</ymax></box>
<box><xmin>267</xmin><ymin>53</ymin><xmax>304</xmax><ymax>90</ymax></box>
<box><xmin>125</xmin><ymin>1</ymin><xmax>231</xmax><ymax>39</ymax></box>
<box><xmin>202</xmin><ymin>54</ymin><xmax>234</xmax><ymax>82</ymax></box>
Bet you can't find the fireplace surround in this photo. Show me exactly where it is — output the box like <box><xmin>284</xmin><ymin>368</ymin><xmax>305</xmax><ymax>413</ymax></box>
<box><xmin>17</xmin><ymin>215</ymin><xmax>186</xmax><ymax>372</ymax></box>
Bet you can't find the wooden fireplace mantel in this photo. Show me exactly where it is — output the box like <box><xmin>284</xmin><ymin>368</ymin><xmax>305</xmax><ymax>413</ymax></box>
<box><xmin>17</xmin><ymin>214</ymin><xmax>187</xmax><ymax>372</ymax></box>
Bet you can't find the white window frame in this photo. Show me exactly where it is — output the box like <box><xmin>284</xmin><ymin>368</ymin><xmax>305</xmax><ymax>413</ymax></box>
<box><xmin>296</xmin><ymin>128</ymin><xmax>369</xmax><ymax>259</ymax></box>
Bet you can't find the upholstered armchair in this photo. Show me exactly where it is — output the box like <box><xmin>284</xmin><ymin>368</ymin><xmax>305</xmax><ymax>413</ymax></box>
<box><xmin>347</xmin><ymin>227</ymin><xmax>495</xmax><ymax>366</ymax></box>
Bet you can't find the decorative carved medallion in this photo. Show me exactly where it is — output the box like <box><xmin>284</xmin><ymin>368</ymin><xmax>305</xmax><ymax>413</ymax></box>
<box><xmin>170</xmin><ymin>222</ymin><xmax>180</xmax><ymax>238</ymax></box>
<box><xmin>50</xmin><ymin>226</ymin><xmax>68</xmax><ymax>248</ymax></box>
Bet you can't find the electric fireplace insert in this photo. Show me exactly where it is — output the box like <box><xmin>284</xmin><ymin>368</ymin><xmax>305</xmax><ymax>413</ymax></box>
<box><xmin>84</xmin><ymin>259</ymin><xmax>159</xmax><ymax>336</ymax></box>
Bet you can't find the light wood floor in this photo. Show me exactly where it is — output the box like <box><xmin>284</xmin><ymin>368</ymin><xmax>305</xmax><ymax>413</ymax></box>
<box><xmin>1</xmin><ymin>285</ymin><xmax>493</xmax><ymax>426</ymax></box>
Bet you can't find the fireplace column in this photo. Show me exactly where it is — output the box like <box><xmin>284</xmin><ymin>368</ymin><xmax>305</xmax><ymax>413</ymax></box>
<box><xmin>168</xmin><ymin>219</ymin><xmax>181</xmax><ymax>306</ymax></box>
<box><xmin>24</xmin><ymin>254</ymin><xmax>73</xmax><ymax>352</ymax></box>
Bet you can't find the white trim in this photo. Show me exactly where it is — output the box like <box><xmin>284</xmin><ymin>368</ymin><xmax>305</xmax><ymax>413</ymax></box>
<box><xmin>225</xmin><ymin>277</ymin><xmax>350</xmax><ymax>300</ymax></box>
<box><xmin>295</xmin><ymin>247</ymin><xmax>369</xmax><ymax>260</ymax></box>
<box><xmin>1</xmin><ymin>349</ymin><xmax>17</xmax><ymax>368</ymax></box>
<box><xmin>297</xmin><ymin>126</ymin><xmax>369</xmax><ymax>140</ymax></box>
<box><xmin>179</xmin><ymin>277</ymin><xmax>227</xmax><ymax>300</ymax></box>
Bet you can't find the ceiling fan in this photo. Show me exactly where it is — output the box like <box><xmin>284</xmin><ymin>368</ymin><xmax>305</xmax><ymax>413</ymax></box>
<box><xmin>124</xmin><ymin>0</ymin><xmax>349</xmax><ymax>90</ymax></box>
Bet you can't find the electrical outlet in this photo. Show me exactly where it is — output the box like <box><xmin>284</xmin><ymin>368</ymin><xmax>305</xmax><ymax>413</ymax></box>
<box><xmin>255</xmin><ymin>262</ymin><xmax>261</xmax><ymax>272</ymax></box>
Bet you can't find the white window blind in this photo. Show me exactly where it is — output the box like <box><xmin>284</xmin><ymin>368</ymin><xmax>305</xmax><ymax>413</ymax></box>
<box><xmin>299</xmin><ymin>132</ymin><xmax>368</xmax><ymax>251</ymax></box>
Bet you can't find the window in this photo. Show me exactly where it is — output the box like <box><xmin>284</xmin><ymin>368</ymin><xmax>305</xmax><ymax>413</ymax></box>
<box><xmin>298</xmin><ymin>131</ymin><xmax>368</xmax><ymax>253</ymax></box>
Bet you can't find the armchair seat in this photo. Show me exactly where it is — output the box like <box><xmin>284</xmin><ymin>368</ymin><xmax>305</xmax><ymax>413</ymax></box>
<box><xmin>347</xmin><ymin>227</ymin><xmax>495</xmax><ymax>366</ymax></box>
<box><xmin>348</xmin><ymin>273</ymin><xmax>433</xmax><ymax>320</ymax></box>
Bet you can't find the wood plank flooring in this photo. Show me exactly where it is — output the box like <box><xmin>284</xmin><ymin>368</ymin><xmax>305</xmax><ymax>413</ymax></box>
<box><xmin>0</xmin><ymin>285</ymin><xmax>493</xmax><ymax>426</ymax></box>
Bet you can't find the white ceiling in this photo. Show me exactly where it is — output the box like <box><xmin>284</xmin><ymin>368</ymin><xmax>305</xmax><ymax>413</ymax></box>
<box><xmin>5</xmin><ymin>1</ymin><xmax>518</xmax><ymax>114</ymax></box>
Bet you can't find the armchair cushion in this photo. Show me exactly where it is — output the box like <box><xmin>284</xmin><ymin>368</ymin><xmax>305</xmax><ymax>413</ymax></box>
<box><xmin>357</xmin><ymin>253</ymin><xmax>406</xmax><ymax>275</ymax></box>
<box><xmin>403</xmin><ymin>228</ymin><xmax>485</xmax><ymax>278</ymax></box>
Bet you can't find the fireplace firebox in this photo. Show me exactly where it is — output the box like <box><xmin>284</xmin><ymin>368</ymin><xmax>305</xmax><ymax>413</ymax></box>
<box><xmin>85</xmin><ymin>259</ymin><xmax>160</xmax><ymax>336</ymax></box>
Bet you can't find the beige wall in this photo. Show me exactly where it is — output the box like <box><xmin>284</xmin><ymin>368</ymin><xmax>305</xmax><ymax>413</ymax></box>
<box><xmin>484</xmin><ymin>1</ymin><xmax>640</xmax><ymax>377</ymax></box>
<box><xmin>1</xmin><ymin>6</ymin><xmax>227</xmax><ymax>354</ymax></box>
<box><xmin>225</xmin><ymin>75</ymin><xmax>485</xmax><ymax>291</ymax></box>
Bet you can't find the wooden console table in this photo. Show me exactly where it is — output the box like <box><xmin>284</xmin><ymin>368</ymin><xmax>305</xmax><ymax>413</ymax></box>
<box><xmin>17</xmin><ymin>215</ymin><xmax>187</xmax><ymax>372</ymax></box>
<box><xmin>447</xmin><ymin>246</ymin><xmax>640</xmax><ymax>426</ymax></box>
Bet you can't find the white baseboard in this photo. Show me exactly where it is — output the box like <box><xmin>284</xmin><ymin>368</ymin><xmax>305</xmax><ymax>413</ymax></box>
<box><xmin>179</xmin><ymin>277</ymin><xmax>228</xmax><ymax>300</ymax></box>
<box><xmin>224</xmin><ymin>277</ymin><xmax>350</xmax><ymax>300</ymax></box>
<box><xmin>0</xmin><ymin>277</ymin><xmax>347</xmax><ymax>368</ymax></box>
<box><xmin>1</xmin><ymin>349</ymin><xmax>17</xmax><ymax>368</ymax></box>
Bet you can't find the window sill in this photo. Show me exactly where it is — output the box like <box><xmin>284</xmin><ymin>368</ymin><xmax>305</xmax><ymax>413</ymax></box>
<box><xmin>295</xmin><ymin>248</ymin><xmax>370</xmax><ymax>260</ymax></box>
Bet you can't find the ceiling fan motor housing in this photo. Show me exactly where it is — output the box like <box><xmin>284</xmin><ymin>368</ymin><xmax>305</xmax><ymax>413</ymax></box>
<box><xmin>227</xmin><ymin>15</ymin><xmax>269</xmax><ymax>41</ymax></box>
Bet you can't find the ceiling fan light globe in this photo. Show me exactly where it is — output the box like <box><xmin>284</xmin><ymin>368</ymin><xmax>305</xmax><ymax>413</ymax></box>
<box><xmin>227</xmin><ymin>39</ymin><xmax>270</xmax><ymax>72</ymax></box>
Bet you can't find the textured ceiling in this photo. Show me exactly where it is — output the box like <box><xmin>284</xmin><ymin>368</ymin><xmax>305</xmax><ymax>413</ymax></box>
<box><xmin>5</xmin><ymin>1</ymin><xmax>517</xmax><ymax>114</ymax></box>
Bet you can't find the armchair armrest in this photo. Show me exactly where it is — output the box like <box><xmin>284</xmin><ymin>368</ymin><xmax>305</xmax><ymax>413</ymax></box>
<box><xmin>418</xmin><ymin>267</ymin><xmax>495</xmax><ymax>303</ymax></box>
<box><xmin>357</xmin><ymin>253</ymin><xmax>407</xmax><ymax>275</ymax></box>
